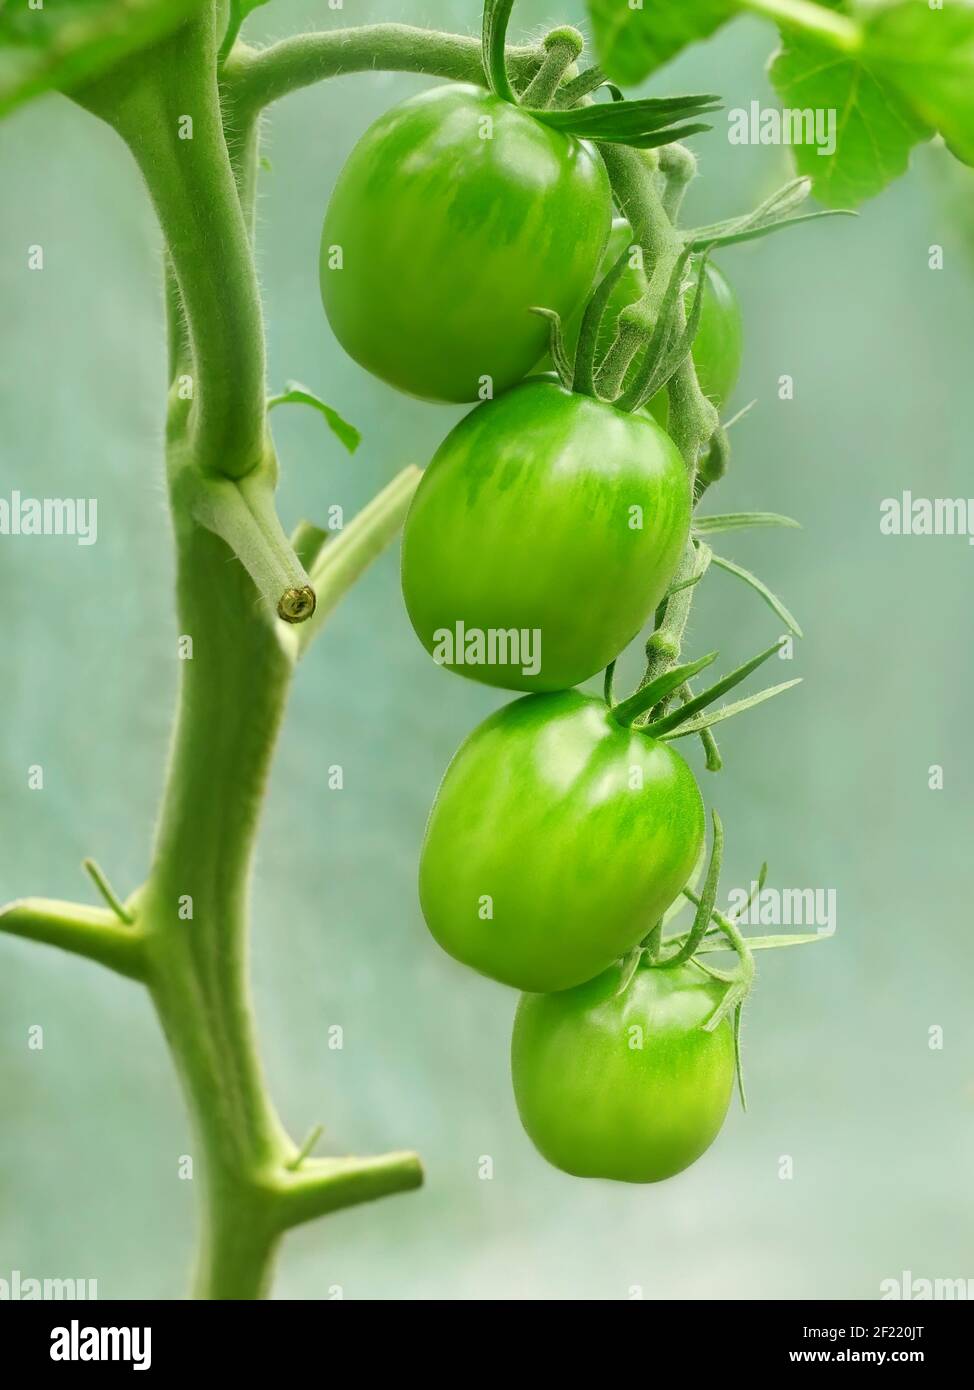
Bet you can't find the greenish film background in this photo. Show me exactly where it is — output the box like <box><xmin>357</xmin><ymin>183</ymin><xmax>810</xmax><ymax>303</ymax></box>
<box><xmin>1</xmin><ymin>0</ymin><xmax>972</xmax><ymax>1299</ymax></box>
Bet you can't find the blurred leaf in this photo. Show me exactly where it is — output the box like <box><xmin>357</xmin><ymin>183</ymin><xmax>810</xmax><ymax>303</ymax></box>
<box><xmin>769</xmin><ymin>22</ymin><xmax>932</xmax><ymax>207</ymax></box>
<box><xmin>586</xmin><ymin>0</ymin><xmax>733</xmax><ymax>84</ymax></box>
<box><xmin>866</xmin><ymin>0</ymin><xmax>974</xmax><ymax>168</ymax></box>
<box><xmin>0</xmin><ymin>0</ymin><xmax>202</xmax><ymax>120</ymax></box>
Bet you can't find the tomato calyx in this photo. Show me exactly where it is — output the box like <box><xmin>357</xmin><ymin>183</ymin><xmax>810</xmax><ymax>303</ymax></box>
<box><xmin>630</xmin><ymin>823</ymin><xmax>754</xmax><ymax>1113</ymax></box>
<box><xmin>535</xmin><ymin>239</ymin><xmax>719</xmax><ymax>416</ymax></box>
<box><xmin>481</xmin><ymin>4</ymin><xmax>720</xmax><ymax>138</ymax></box>
<box><xmin>606</xmin><ymin>635</ymin><xmax>796</xmax><ymax>742</ymax></box>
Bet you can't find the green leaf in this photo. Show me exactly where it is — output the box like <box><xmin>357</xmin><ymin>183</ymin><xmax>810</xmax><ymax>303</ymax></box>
<box><xmin>586</xmin><ymin>0</ymin><xmax>734</xmax><ymax>85</ymax></box>
<box><xmin>267</xmin><ymin>382</ymin><xmax>361</xmax><ymax>454</ymax></box>
<box><xmin>693</xmin><ymin>512</ymin><xmax>801</xmax><ymax>534</ymax></box>
<box><xmin>710</xmin><ymin>552</ymin><xmax>803</xmax><ymax>637</ymax></box>
<box><xmin>866</xmin><ymin>0</ymin><xmax>974</xmax><ymax>168</ymax></box>
<box><xmin>661</xmin><ymin>679</ymin><xmax>802</xmax><ymax>739</ymax></box>
<box><xmin>0</xmin><ymin>0</ymin><xmax>203</xmax><ymax>120</ymax></box>
<box><xmin>644</xmin><ymin>638</ymin><xmax>786</xmax><ymax>738</ymax></box>
<box><xmin>769</xmin><ymin>22</ymin><xmax>933</xmax><ymax>207</ymax></box>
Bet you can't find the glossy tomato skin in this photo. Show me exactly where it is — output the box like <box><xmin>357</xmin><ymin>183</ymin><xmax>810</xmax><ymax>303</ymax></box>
<box><xmin>401</xmin><ymin>379</ymin><xmax>691</xmax><ymax>692</ymax></box>
<box><xmin>512</xmin><ymin>959</ymin><xmax>735</xmax><ymax>1182</ymax></box>
<box><xmin>320</xmin><ymin>84</ymin><xmax>611</xmax><ymax>403</ymax></box>
<box><xmin>419</xmin><ymin>691</ymin><xmax>705</xmax><ymax>992</ymax></box>
<box><xmin>555</xmin><ymin>219</ymin><xmax>743</xmax><ymax>415</ymax></box>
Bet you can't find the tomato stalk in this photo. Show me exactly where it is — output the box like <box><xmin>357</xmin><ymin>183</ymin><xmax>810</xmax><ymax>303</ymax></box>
<box><xmin>222</xmin><ymin>25</ymin><xmax>543</xmax><ymax>118</ymax></box>
<box><xmin>520</xmin><ymin>27</ymin><xmax>584</xmax><ymax>110</ymax></box>
<box><xmin>658</xmin><ymin>142</ymin><xmax>698</xmax><ymax>222</ymax></box>
<box><xmin>482</xmin><ymin>0</ymin><xmax>519</xmax><ymax>104</ymax></box>
<box><xmin>76</xmin><ymin>11</ymin><xmax>268</xmax><ymax>481</ymax></box>
<box><xmin>0</xmin><ymin>8</ymin><xmax>465</xmax><ymax>1301</ymax></box>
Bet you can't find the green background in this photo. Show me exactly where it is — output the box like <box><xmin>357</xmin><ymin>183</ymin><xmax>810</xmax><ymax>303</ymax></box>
<box><xmin>1</xmin><ymin>0</ymin><xmax>972</xmax><ymax>1300</ymax></box>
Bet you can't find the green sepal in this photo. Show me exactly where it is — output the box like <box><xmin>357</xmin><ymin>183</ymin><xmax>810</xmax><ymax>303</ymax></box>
<box><xmin>530</xmin><ymin>307</ymin><xmax>573</xmax><ymax>388</ymax></box>
<box><xmin>610</xmin><ymin>650</ymin><xmax>718</xmax><ymax>728</ymax></box>
<box><xmin>660</xmin><ymin>679</ymin><xmax>802</xmax><ymax>740</ymax></box>
<box><xmin>688</xmin><ymin>209</ymin><xmax>856</xmax><ymax>252</ymax></box>
<box><xmin>710</xmin><ymin>552</ymin><xmax>803</xmax><ymax>637</ymax></box>
<box><xmin>658</xmin><ymin>810</ymin><xmax>723</xmax><ymax>968</ymax></box>
<box><xmin>530</xmin><ymin>93</ymin><xmax>720</xmax><ymax>147</ymax></box>
<box><xmin>693</xmin><ymin>511</ymin><xmax>800</xmax><ymax>535</ymax></box>
<box><xmin>644</xmin><ymin>638</ymin><xmax>786</xmax><ymax>737</ymax></box>
<box><xmin>619</xmin><ymin>246</ymin><xmax>712</xmax><ymax>413</ymax></box>
<box><xmin>610</xmin><ymin>245</ymin><xmax>693</xmax><ymax>414</ymax></box>
<box><xmin>573</xmin><ymin>242</ymin><xmax>636</xmax><ymax>396</ymax></box>
<box><xmin>554</xmin><ymin>65</ymin><xmax>610</xmax><ymax>108</ymax></box>
<box><xmin>697</xmin><ymin>929</ymin><xmax>830</xmax><ymax>953</ymax></box>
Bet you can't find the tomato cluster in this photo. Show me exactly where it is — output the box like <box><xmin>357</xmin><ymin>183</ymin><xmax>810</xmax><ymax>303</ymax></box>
<box><xmin>321</xmin><ymin>78</ymin><xmax>743</xmax><ymax>1183</ymax></box>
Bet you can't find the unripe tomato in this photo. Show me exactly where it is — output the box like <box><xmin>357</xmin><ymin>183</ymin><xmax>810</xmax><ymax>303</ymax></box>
<box><xmin>512</xmin><ymin>959</ymin><xmax>735</xmax><ymax>1182</ymax></box>
<box><xmin>419</xmin><ymin>691</ymin><xmax>705</xmax><ymax>993</ymax></box>
<box><xmin>554</xmin><ymin>219</ymin><xmax>744</xmax><ymax>416</ymax></box>
<box><xmin>319</xmin><ymin>84</ymin><xmax>611</xmax><ymax>403</ymax></box>
<box><xmin>401</xmin><ymin>379</ymin><xmax>691</xmax><ymax>692</ymax></box>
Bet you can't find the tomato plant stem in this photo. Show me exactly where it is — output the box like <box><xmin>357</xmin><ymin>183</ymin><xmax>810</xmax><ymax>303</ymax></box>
<box><xmin>77</xmin><ymin>11</ymin><xmax>268</xmax><ymax>479</ymax></box>
<box><xmin>521</xmin><ymin>28</ymin><xmax>584</xmax><ymax>110</ymax></box>
<box><xmin>599</xmin><ymin>143</ymin><xmax>721</xmax><ymax>697</ymax></box>
<box><xmin>224</xmin><ymin>25</ymin><xmax>542</xmax><ymax>118</ymax></box>
<box><xmin>0</xmin><ymin>15</ymin><xmax>450</xmax><ymax>1297</ymax></box>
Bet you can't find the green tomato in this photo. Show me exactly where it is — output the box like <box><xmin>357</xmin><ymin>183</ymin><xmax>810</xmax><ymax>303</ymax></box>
<box><xmin>319</xmin><ymin>84</ymin><xmax>611</xmax><ymax>404</ymax></box>
<box><xmin>555</xmin><ymin>219</ymin><xmax>743</xmax><ymax>416</ymax></box>
<box><xmin>512</xmin><ymin>959</ymin><xmax>735</xmax><ymax>1182</ymax></box>
<box><xmin>401</xmin><ymin>379</ymin><xmax>691</xmax><ymax>693</ymax></box>
<box><xmin>419</xmin><ymin>690</ymin><xmax>704</xmax><ymax>993</ymax></box>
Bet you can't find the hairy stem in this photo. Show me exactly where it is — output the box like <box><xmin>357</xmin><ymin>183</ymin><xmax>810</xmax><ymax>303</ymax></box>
<box><xmin>521</xmin><ymin>28</ymin><xmax>583</xmax><ymax>109</ymax></box>
<box><xmin>600</xmin><ymin>144</ymin><xmax>720</xmax><ymax>692</ymax></box>
<box><xmin>76</xmin><ymin>12</ymin><xmax>267</xmax><ymax>478</ymax></box>
<box><xmin>0</xmin><ymin>898</ymin><xmax>145</xmax><ymax>981</ymax></box>
<box><xmin>224</xmin><ymin>25</ymin><xmax>541</xmax><ymax>117</ymax></box>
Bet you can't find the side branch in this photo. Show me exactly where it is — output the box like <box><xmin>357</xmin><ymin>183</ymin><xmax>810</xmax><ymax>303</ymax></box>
<box><xmin>0</xmin><ymin>899</ymin><xmax>146</xmax><ymax>982</ymax></box>
<box><xmin>224</xmin><ymin>25</ymin><xmax>542</xmax><ymax>116</ymax></box>
<box><xmin>182</xmin><ymin>466</ymin><xmax>316</xmax><ymax>624</ymax></box>
<box><xmin>271</xmin><ymin>1151</ymin><xmax>423</xmax><ymax>1230</ymax></box>
<box><xmin>297</xmin><ymin>465</ymin><xmax>421</xmax><ymax>655</ymax></box>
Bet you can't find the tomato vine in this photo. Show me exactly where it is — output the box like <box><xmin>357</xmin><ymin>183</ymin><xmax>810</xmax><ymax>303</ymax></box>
<box><xmin>2</xmin><ymin>0</ymin><xmax>971</xmax><ymax>1298</ymax></box>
